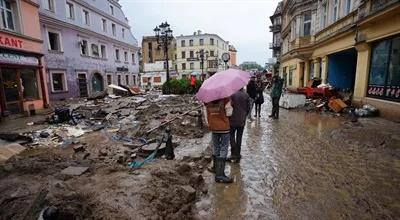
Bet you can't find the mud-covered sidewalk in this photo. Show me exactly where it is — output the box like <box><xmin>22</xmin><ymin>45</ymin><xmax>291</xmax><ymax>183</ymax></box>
<box><xmin>197</xmin><ymin>100</ymin><xmax>400</xmax><ymax>220</ymax></box>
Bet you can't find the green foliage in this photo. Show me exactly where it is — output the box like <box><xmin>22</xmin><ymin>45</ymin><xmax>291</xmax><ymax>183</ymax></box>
<box><xmin>162</xmin><ymin>78</ymin><xmax>203</xmax><ymax>94</ymax></box>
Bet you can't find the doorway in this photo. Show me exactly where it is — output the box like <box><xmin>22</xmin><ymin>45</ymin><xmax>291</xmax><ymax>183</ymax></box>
<box><xmin>77</xmin><ymin>73</ymin><xmax>88</xmax><ymax>97</ymax></box>
<box><xmin>1</xmin><ymin>68</ymin><xmax>22</xmax><ymax>113</ymax></box>
<box><xmin>91</xmin><ymin>72</ymin><xmax>104</xmax><ymax>93</ymax></box>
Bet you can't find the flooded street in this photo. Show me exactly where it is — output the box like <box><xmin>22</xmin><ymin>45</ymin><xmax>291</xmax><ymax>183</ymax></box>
<box><xmin>197</xmin><ymin>100</ymin><xmax>400</xmax><ymax>220</ymax></box>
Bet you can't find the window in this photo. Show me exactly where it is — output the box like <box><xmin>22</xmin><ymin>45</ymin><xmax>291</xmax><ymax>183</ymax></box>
<box><xmin>112</xmin><ymin>23</ymin><xmax>116</xmax><ymax>36</ymax></box>
<box><xmin>154</xmin><ymin>76</ymin><xmax>161</xmax><ymax>83</ymax></box>
<box><xmin>110</xmin><ymin>5</ymin><xmax>114</xmax><ymax>15</ymax></box>
<box><xmin>163</xmin><ymin>61</ymin><xmax>167</xmax><ymax>70</ymax></box>
<box><xmin>66</xmin><ymin>2</ymin><xmax>74</xmax><ymax>19</ymax></box>
<box><xmin>21</xmin><ymin>69</ymin><xmax>39</xmax><ymax>99</ymax></box>
<box><xmin>48</xmin><ymin>31</ymin><xmax>62</xmax><ymax>51</ymax></box>
<box><xmin>368</xmin><ymin>36</ymin><xmax>400</xmax><ymax>102</ymax></box>
<box><xmin>303</xmin><ymin>12</ymin><xmax>311</xmax><ymax>36</ymax></box>
<box><xmin>210</xmin><ymin>50</ymin><xmax>214</xmax><ymax>57</ymax></box>
<box><xmin>210</xmin><ymin>38</ymin><xmax>214</xmax><ymax>45</ymax></box>
<box><xmin>91</xmin><ymin>44</ymin><xmax>99</xmax><ymax>57</ymax></box>
<box><xmin>44</xmin><ymin>0</ymin><xmax>54</xmax><ymax>12</ymax></box>
<box><xmin>83</xmin><ymin>9</ymin><xmax>90</xmax><ymax>25</ymax></box>
<box><xmin>321</xmin><ymin>3</ymin><xmax>327</xmax><ymax>29</ymax></box>
<box><xmin>101</xmin><ymin>45</ymin><xmax>106</xmax><ymax>58</ymax></box>
<box><xmin>107</xmin><ymin>74</ymin><xmax>112</xmax><ymax>85</ymax></box>
<box><xmin>51</xmin><ymin>71</ymin><xmax>67</xmax><ymax>92</ymax></box>
<box><xmin>124</xmin><ymin>51</ymin><xmax>128</xmax><ymax>62</ymax></box>
<box><xmin>189</xmin><ymin>50</ymin><xmax>194</xmax><ymax>58</ymax></box>
<box><xmin>80</xmin><ymin>39</ymin><xmax>88</xmax><ymax>55</ymax></box>
<box><xmin>0</xmin><ymin>0</ymin><xmax>15</xmax><ymax>31</ymax></box>
<box><xmin>132</xmin><ymin>53</ymin><xmax>135</xmax><ymax>64</ymax></box>
<box><xmin>115</xmin><ymin>49</ymin><xmax>120</xmax><ymax>61</ymax></box>
<box><xmin>333</xmin><ymin>0</ymin><xmax>339</xmax><ymax>22</ymax></box>
<box><xmin>190</xmin><ymin>62</ymin><xmax>194</xmax><ymax>70</ymax></box>
<box><xmin>199</xmin><ymin>39</ymin><xmax>204</xmax><ymax>46</ymax></box>
<box><xmin>102</xmin><ymin>19</ymin><xmax>107</xmax><ymax>32</ymax></box>
<box><xmin>181</xmin><ymin>40</ymin><xmax>185</xmax><ymax>47</ymax></box>
<box><xmin>125</xmin><ymin>75</ymin><xmax>129</xmax><ymax>85</ymax></box>
<box><xmin>122</xmin><ymin>28</ymin><xmax>125</xmax><ymax>39</ymax></box>
<box><xmin>289</xmin><ymin>69</ymin><xmax>293</xmax><ymax>86</ymax></box>
<box><xmin>117</xmin><ymin>75</ymin><xmax>121</xmax><ymax>85</ymax></box>
<box><xmin>181</xmin><ymin>51</ymin><xmax>186</xmax><ymax>59</ymax></box>
<box><xmin>182</xmin><ymin>63</ymin><xmax>186</xmax><ymax>70</ymax></box>
<box><xmin>345</xmin><ymin>0</ymin><xmax>352</xmax><ymax>14</ymax></box>
<box><xmin>189</xmin><ymin>39</ymin><xmax>193</xmax><ymax>46</ymax></box>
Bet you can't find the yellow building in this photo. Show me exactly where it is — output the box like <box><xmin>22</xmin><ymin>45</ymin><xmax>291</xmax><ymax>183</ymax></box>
<box><xmin>278</xmin><ymin>0</ymin><xmax>400</xmax><ymax>120</ymax></box>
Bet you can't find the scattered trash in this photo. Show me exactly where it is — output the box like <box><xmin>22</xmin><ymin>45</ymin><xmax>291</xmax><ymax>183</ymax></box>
<box><xmin>355</xmin><ymin>104</ymin><xmax>379</xmax><ymax>117</ymax></box>
<box><xmin>60</xmin><ymin>166</ymin><xmax>89</xmax><ymax>176</ymax></box>
<box><xmin>27</xmin><ymin>122</ymin><xmax>34</xmax><ymax>126</ymax></box>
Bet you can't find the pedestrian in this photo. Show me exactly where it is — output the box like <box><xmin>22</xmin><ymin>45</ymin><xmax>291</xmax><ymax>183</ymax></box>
<box><xmin>191</xmin><ymin>75</ymin><xmax>197</xmax><ymax>94</ymax></box>
<box><xmin>228</xmin><ymin>88</ymin><xmax>250</xmax><ymax>163</ymax></box>
<box><xmin>204</xmin><ymin>98</ymin><xmax>233</xmax><ymax>183</ymax></box>
<box><xmin>246</xmin><ymin>76</ymin><xmax>257</xmax><ymax>120</ymax></box>
<box><xmin>269</xmin><ymin>75</ymin><xmax>284</xmax><ymax>119</ymax></box>
<box><xmin>254</xmin><ymin>74</ymin><xmax>265</xmax><ymax>117</ymax></box>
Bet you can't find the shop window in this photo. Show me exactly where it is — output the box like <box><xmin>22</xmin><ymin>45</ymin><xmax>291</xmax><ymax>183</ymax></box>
<box><xmin>44</xmin><ymin>0</ymin><xmax>55</xmax><ymax>12</ymax></box>
<box><xmin>154</xmin><ymin>76</ymin><xmax>161</xmax><ymax>83</ymax></box>
<box><xmin>51</xmin><ymin>71</ymin><xmax>67</xmax><ymax>92</ymax></box>
<box><xmin>91</xmin><ymin>73</ymin><xmax>104</xmax><ymax>92</ymax></box>
<box><xmin>80</xmin><ymin>39</ymin><xmax>88</xmax><ymax>56</ymax></box>
<box><xmin>91</xmin><ymin>44</ymin><xmax>99</xmax><ymax>57</ymax></box>
<box><xmin>368</xmin><ymin>36</ymin><xmax>400</xmax><ymax>101</ymax></box>
<box><xmin>21</xmin><ymin>69</ymin><xmax>39</xmax><ymax>100</ymax></box>
<box><xmin>66</xmin><ymin>2</ymin><xmax>74</xmax><ymax>20</ymax></box>
<box><xmin>101</xmin><ymin>45</ymin><xmax>106</xmax><ymax>59</ymax></box>
<box><xmin>125</xmin><ymin>75</ymin><xmax>129</xmax><ymax>85</ymax></box>
<box><xmin>48</xmin><ymin>31</ymin><xmax>62</xmax><ymax>52</ymax></box>
<box><xmin>0</xmin><ymin>0</ymin><xmax>15</xmax><ymax>31</ymax></box>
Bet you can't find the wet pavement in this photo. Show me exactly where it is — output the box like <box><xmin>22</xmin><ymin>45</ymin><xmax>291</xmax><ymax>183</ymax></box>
<box><xmin>197</xmin><ymin>100</ymin><xmax>400</xmax><ymax>220</ymax></box>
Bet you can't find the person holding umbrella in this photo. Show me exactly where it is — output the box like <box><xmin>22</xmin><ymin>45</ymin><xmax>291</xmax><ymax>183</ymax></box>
<box><xmin>196</xmin><ymin>68</ymin><xmax>250</xmax><ymax>184</ymax></box>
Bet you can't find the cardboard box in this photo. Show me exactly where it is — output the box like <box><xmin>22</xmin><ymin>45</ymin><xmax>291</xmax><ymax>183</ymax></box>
<box><xmin>328</xmin><ymin>99</ymin><xmax>348</xmax><ymax>113</ymax></box>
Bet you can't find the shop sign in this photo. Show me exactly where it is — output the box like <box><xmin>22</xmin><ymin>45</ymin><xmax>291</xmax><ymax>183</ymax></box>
<box><xmin>186</xmin><ymin>58</ymin><xmax>198</xmax><ymax>61</ymax></box>
<box><xmin>0</xmin><ymin>35</ymin><xmax>23</xmax><ymax>49</ymax></box>
<box><xmin>117</xmin><ymin>67</ymin><xmax>128</xmax><ymax>72</ymax></box>
<box><xmin>0</xmin><ymin>52</ymin><xmax>39</xmax><ymax>65</ymax></box>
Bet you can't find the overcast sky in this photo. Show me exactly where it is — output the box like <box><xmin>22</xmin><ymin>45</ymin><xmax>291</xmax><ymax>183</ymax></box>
<box><xmin>119</xmin><ymin>0</ymin><xmax>280</xmax><ymax>65</ymax></box>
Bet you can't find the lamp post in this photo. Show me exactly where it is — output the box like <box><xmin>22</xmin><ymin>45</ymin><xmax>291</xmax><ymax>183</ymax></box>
<box><xmin>154</xmin><ymin>22</ymin><xmax>173</xmax><ymax>83</ymax></box>
<box><xmin>196</xmin><ymin>49</ymin><xmax>209</xmax><ymax>81</ymax></box>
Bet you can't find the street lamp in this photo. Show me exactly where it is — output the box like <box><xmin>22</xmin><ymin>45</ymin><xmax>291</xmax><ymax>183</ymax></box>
<box><xmin>154</xmin><ymin>22</ymin><xmax>173</xmax><ymax>83</ymax></box>
<box><xmin>196</xmin><ymin>49</ymin><xmax>209</xmax><ymax>81</ymax></box>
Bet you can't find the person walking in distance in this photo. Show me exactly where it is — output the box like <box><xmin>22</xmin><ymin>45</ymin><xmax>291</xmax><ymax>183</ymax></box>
<box><xmin>191</xmin><ymin>75</ymin><xmax>197</xmax><ymax>94</ymax></box>
<box><xmin>269</xmin><ymin>75</ymin><xmax>284</xmax><ymax>119</ymax></box>
<box><xmin>246</xmin><ymin>76</ymin><xmax>257</xmax><ymax>120</ymax></box>
<box><xmin>228</xmin><ymin>88</ymin><xmax>250</xmax><ymax>163</ymax></box>
<box><xmin>204</xmin><ymin>98</ymin><xmax>233</xmax><ymax>183</ymax></box>
<box><xmin>254</xmin><ymin>74</ymin><xmax>265</xmax><ymax>117</ymax></box>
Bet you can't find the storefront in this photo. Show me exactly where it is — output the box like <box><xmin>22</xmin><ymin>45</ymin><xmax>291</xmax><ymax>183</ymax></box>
<box><xmin>367</xmin><ymin>35</ymin><xmax>400</xmax><ymax>102</ymax></box>
<box><xmin>0</xmin><ymin>48</ymin><xmax>47</xmax><ymax>116</ymax></box>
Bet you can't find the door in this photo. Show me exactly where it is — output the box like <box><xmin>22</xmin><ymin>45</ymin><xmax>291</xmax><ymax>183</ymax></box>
<box><xmin>77</xmin><ymin>73</ymin><xmax>88</xmax><ymax>97</ymax></box>
<box><xmin>1</xmin><ymin>68</ymin><xmax>22</xmax><ymax>113</ymax></box>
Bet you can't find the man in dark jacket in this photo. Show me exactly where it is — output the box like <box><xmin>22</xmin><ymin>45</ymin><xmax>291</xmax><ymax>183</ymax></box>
<box><xmin>228</xmin><ymin>88</ymin><xmax>250</xmax><ymax>163</ymax></box>
<box><xmin>269</xmin><ymin>75</ymin><xmax>284</xmax><ymax>119</ymax></box>
<box><xmin>246</xmin><ymin>76</ymin><xmax>257</xmax><ymax>120</ymax></box>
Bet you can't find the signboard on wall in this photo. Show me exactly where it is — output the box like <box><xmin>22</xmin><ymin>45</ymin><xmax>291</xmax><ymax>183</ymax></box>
<box><xmin>117</xmin><ymin>67</ymin><xmax>129</xmax><ymax>72</ymax></box>
<box><xmin>0</xmin><ymin>52</ymin><xmax>39</xmax><ymax>66</ymax></box>
<box><xmin>0</xmin><ymin>35</ymin><xmax>23</xmax><ymax>49</ymax></box>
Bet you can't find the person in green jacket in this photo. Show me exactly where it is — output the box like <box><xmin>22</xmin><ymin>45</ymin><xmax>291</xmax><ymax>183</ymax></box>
<box><xmin>269</xmin><ymin>75</ymin><xmax>284</xmax><ymax>119</ymax></box>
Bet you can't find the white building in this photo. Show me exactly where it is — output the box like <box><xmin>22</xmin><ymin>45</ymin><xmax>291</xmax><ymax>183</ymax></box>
<box><xmin>176</xmin><ymin>30</ymin><xmax>229</xmax><ymax>78</ymax></box>
<box><xmin>141</xmin><ymin>60</ymin><xmax>176</xmax><ymax>88</ymax></box>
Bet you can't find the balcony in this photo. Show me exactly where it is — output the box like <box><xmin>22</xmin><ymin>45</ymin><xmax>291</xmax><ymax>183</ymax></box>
<box><xmin>269</xmin><ymin>42</ymin><xmax>282</xmax><ymax>49</ymax></box>
<box><xmin>269</xmin><ymin>24</ymin><xmax>282</xmax><ymax>32</ymax></box>
<box><xmin>289</xmin><ymin>36</ymin><xmax>313</xmax><ymax>51</ymax></box>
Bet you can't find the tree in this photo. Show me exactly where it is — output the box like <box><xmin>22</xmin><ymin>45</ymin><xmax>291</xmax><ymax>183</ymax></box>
<box><xmin>239</xmin><ymin>62</ymin><xmax>264</xmax><ymax>71</ymax></box>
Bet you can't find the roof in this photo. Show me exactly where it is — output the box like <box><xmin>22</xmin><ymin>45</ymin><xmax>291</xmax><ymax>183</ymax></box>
<box><xmin>270</xmin><ymin>1</ymin><xmax>283</xmax><ymax>20</ymax></box>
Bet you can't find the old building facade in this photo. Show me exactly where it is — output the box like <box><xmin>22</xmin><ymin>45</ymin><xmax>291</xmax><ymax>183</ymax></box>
<box><xmin>0</xmin><ymin>0</ymin><xmax>49</xmax><ymax>116</ymax></box>
<box><xmin>39</xmin><ymin>0</ymin><xmax>139</xmax><ymax>100</ymax></box>
<box><xmin>176</xmin><ymin>30</ymin><xmax>229</xmax><ymax>78</ymax></box>
<box><xmin>270</xmin><ymin>1</ymin><xmax>283</xmax><ymax>62</ymax></box>
<box><xmin>275</xmin><ymin>0</ymin><xmax>400</xmax><ymax>119</ymax></box>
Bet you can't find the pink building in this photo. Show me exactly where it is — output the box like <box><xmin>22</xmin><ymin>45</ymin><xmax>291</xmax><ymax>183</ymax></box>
<box><xmin>0</xmin><ymin>0</ymin><xmax>48</xmax><ymax>117</ymax></box>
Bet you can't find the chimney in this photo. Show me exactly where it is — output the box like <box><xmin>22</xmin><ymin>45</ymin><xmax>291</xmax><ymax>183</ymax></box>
<box><xmin>197</xmin><ymin>30</ymin><xmax>202</xmax><ymax>35</ymax></box>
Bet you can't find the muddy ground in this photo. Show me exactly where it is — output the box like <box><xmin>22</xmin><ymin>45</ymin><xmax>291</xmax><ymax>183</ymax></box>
<box><xmin>197</xmin><ymin>100</ymin><xmax>400</xmax><ymax>220</ymax></box>
<box><xmin>0</xmin><ymin>94</ymin><xmax>210</xmax><ymax>220</ymax></box>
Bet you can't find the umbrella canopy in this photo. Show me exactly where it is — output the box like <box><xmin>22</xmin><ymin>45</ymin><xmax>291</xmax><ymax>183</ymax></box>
<box><xmin>196</xmin><ymin>68</ymin><xmax>250</xmax><ymax>103</ymax></box>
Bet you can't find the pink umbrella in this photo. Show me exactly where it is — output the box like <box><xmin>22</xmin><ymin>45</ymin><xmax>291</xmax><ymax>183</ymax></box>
<box><xmin>196</xmin><ymin>68</ymin><xmax>251</xmax><ymax>103</ymax></box>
